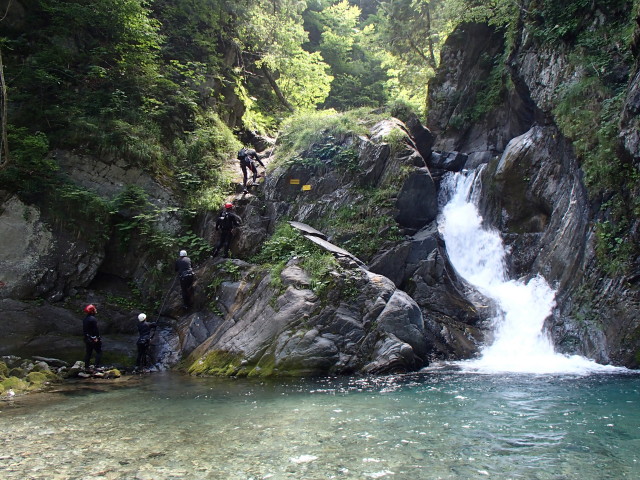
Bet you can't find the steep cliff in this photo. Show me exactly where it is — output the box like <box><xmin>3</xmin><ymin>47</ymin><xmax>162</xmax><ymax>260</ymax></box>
<box><xmin>426</xmin><ymin>2</ymin><xmax>640</xmax><ymax>367</ymax></box>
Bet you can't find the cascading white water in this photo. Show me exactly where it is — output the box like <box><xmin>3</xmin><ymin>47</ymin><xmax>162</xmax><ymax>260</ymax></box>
<box><xmin>439</xmin><ymin>170</ymin><xmax>621</xmax><ymax>374</ymax></box>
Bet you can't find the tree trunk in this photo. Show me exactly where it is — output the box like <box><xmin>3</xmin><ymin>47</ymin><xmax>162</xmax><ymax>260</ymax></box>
<box><xmin>261</xmin><ymin>64</ymin><xmax>295</xmax><ymax>113</ymax></box>
<box><xmin>0</xmin><ymin>47</ymin><xmax>8</xmax><ymax>170</ymax></box>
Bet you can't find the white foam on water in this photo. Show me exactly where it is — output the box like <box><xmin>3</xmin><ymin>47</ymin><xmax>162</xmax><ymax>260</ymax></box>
<box><xmin>439</xmin><ymin>171</ymin><xmax>625</xmax><ymax>375</ymax></box>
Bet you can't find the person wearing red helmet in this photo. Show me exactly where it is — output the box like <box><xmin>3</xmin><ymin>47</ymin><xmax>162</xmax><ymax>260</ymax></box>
<box><xmin>82</xmin><ymin>304</ymin><xmax>102</xmax><ymax>368</ymax></box>
<box><xmin>212</xmin><ymin>202</ymin><xmax>242</xmax><ymax>258</ymax></box>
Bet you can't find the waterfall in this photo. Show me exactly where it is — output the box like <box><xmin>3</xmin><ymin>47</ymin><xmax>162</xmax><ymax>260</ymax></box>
<box><xmin>438</xmin><ymin>170</ymin><xmax>621</xmax><ymax>374</ymax></box>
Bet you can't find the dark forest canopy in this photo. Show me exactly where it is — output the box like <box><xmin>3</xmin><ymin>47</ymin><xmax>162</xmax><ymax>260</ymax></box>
<box><xmin>1</xmin><ymin>0</ymin><xmax>635</xmax><ymax>151</ymax></box>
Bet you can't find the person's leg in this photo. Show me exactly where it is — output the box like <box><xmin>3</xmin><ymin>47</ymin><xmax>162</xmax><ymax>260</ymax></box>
<box><xmin>142</xmin><ymin>343</ymin><xmax>151</xmax><ymax>368</ymax></box>
<box><xmin>84</xmin><ymin>341</ymin><xmax>93</xmax><ymax>366</ymax></box>
<box><xmin>212</xmin><ymin>235</ymin><xmax>224</xmax><ymax>256</ymax></box>
<box><xmin>222</xmin><ymin>231</ymin><xmax>233</xmax><ymax>257</ymax></box>
<box><xmin>94</xmin><ymin>341</ymin><xmax>102</xmax><ymax>366</ymax></box>
<box><xmin>186</xmin><ymin>276</ymin><xmax>195</xmax><ymax>306</ymax></box>
<box><xmin>180</xmin><ymin>278</ymin><xmax>190</xmax><ymax>307</ymax></box>
<box><xmin>136</xmin><ymin>343</ymin><xmax>145</xmax><ymax>367</ymax></box>
<box><xmin>241</xmin><ymin>164</ymin><xmax>248</xmax><ymax>191</ymax></box>
<box><xmin>251</xmin><ymin>163</ymin><xmax>258</xmax><ymax>183</ymax></box>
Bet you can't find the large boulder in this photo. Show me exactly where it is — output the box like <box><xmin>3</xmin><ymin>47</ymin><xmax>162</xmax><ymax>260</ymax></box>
<box><xmin>180</xmin><ymin>258</ymin><xmax>430</xmax><ymax>376</ymax></box>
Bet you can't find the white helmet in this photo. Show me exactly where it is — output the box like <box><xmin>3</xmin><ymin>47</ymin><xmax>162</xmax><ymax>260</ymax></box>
<box><xmin>138</xmin><ymin>313</ymin><xmax>147</xmax><ymax>322</ymax></box>
<box><xmin>179</xmin><ymin>250</ymin><xmax>187</xmax><ymax>257</ymax></box>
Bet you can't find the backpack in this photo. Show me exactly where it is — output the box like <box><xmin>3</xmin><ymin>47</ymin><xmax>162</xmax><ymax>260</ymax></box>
<box><xmin>238</xmin><ymin>148</ymin><xmax>252</xmax><ymax>166</ymax></box>
<box><xmin>219</xmin><ymin>212</ymin><xmax>236</xmax><ymax>231</ymax></box>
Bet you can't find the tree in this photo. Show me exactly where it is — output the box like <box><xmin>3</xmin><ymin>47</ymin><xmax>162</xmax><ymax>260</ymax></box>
<box><xmin>378</xmin><ymin>0</ymin><xmax>439</xmax><ymax>69</ymax></box>
<box><xmin>237</xmin><ymin>0</ymin><xmax>333</xmax><ymax>112</ymax></box>
<box><xmin>303</xmin><ymin>0</ymin><xmax>389</xmax><ymax>110</ymax></box>
<box><xmin>0</xmin><ymin>47</ymin><xmax>8</xmax><ymax>169</ymax></box>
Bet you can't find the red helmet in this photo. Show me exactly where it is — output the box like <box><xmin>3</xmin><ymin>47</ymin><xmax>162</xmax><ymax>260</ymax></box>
<box><xmin>84</xmin><ymin>304</ymin><xmax>97</xmax><ymax>314</ymax></box>
<box><xmin>224</xmin><ymin>203</ymin><xmax>233</xmax><ymax>209</ymax></box>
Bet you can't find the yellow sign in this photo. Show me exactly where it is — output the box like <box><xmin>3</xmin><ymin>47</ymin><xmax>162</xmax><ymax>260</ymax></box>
<box><xmin>302</xmin><ymin>185</ymin><xmax>312</xmax><ymax>191</ymax></box>
<box><xmin>289</xmin><ymin>179</ymin><xmax>300</xmax><ymax>185</ymax></box>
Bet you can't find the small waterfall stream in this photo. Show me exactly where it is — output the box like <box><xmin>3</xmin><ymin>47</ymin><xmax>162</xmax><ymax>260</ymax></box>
<box><xmin>438</xmin><ymin>170</ymin><xmax>621</xmax><ymax>374</ymax></box>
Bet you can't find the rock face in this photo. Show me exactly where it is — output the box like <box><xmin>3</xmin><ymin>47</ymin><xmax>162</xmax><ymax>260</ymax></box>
<box><xmin>181</xmin><ymin>259</ymin><xmax>428</xmax><ymax>376</ymax></box>
<box><xmin>424</xmin><ymin>12</ymin><xmax>640</xmax><ymax>367</ymax></box>
<box><xmin>0</xmin><ymin>193</ymin><xmax>105</xmax><ymax>301</ymax></box>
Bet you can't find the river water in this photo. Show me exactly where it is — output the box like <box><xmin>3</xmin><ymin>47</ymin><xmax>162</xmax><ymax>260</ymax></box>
<box><xmin>3</xmin><ymin>171</ymin><xmax>639</xmax><ymax>479</ymax></box>
<box><xmin>1</xmin><ymin>371</ymin><xmax>639</xmax><ymax>479</ymax></box>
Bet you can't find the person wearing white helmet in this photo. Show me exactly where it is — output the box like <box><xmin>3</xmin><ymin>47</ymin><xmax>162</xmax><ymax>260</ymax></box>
<box><xmin>175</xmin><ymin>249</ymin><xmax>195</xmax><ymax>310</ymax></box>
<box><xmin>135</xmin><ymin>313</ymin><xmax>158</xmax><ymax>369</ymax></box>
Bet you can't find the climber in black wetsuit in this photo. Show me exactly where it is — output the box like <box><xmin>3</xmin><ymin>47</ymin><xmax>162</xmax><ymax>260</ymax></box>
<box><xmin>175</xmin><ymin>250</ymin><xmax>195</xmax><ymax>310</ymax></box>
<box><xmin>238</xmin><ymin>147</ymin><xmax>265</xmax><ymax>193</ymax></box>
<box><xmin>212</xmin><ymin>202</ymin><xmax>242</xmax><ymax>258</ymax></box>
<box><xmin>135</xmin><ymin>313</ymin><xmax>158</xmax><ymax>369</ymax></box>
<box><xmin>82</xmin><ymin>304</ymin><xmax>102</xmax><ymax>368</ymax></box>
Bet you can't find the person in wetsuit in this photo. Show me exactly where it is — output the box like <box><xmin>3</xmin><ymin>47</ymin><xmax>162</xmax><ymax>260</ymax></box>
<box><xmin>237</xmin><ymin>147</ymin><xmax>265</xmax><ymax>193</ymax></box>
<box><xmin>175</xmin><ymin>250</ymin><xmax>195</xmax><ymax>310</ymax></box>
<box><xmin>212</xmin><ymin>203</ymin><xmax>242</xmax><ymax>258</ymax></box>
<box><xmin>82</xmin><ymin>304</ymin><xmax>102</xmax><ymax>368</ymax></box>
<box><xmin>135</xmin><ymin>313</ymin><xmax>158</xmax><ymax>369</ymax></box>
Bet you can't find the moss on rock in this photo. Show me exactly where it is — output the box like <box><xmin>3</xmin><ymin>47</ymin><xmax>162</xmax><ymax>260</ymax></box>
<box><xmin>1</xmin><ymin>376</ymin><xmax>28</xmax><ymax>393</ymax></box>
<box><xmin>187</xmin><ymin>350</ymin><xmax>245</xmax><ymax>376</ymax></box>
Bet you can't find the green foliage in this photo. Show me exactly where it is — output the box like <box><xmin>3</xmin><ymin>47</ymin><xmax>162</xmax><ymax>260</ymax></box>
<box><xmin>527</xmin><ymin>0</ymin><xmax>633</xmax><ymax>44</ymax></box>
<box><xmin>6</xmin><ymin>0</ymin><xmax>168</xmax><ymax>147</ymax></box>
<box><xmin>289</xmin><ymin>137</ymin><xmax>360</xmax><ymax>171</ymax></box>
<box><xmin>109</xmin><ymin>186</ymin><xmax>211</xmax><ymax>266</ymax></box>
<box><xmin>0</xmin><ymin>128</ymin><xmax>54</xmax><ymax>196</ymax></box>
<box><xmin>301</xmin><ymin>252</ymin><xmax>338</xmax><ymax>297</ymax></box>
<box><xmin>174</xmin><ymin>112</ymin><xmax>240</xmax><ymax>212</ymax></box>
<box><xmin>386</xmin><ymin>98</ymin><xmax>421</xmax><ymax>123</ymax></box>
<box><xmin>238</xmin><ymin>0</ymin><xmax>333</xmax><ymax>113</ymax></box>
<box><xmin>315</xmin><ymin>188</ymin><xmax>402</xmax><ymax>261</ymax></box>
<box><xmin>275</xmin><ymin>108</ymin><xmax>386</xmax><ymax>166</ymax></box>
<box><xmin>220</xmin><ymin>260</ymin><xmax>242</xmax><ymax>281</ymax></box>
<box><xmin>252</xmin><ymin>222</ymin><xmax>338</xmax><ymax>296</ymax></box>
<box><xmin>252</xmin><ymin>223</ymin><xmax>319</xmax><ymax>264</ymax></box>
<box><xmin>468</xmin><ymin>61</ymin><xmax>509</xmax><ymax>122</ymax></box>
<box><xmin>0</xmin><ymin>127</ymin><xmax>111</xmax><ymax>242</ymax></box>
<box><xmin>554</xmin><ymin>79</ymin><xmax>624</xmax><ymax>190</ymax></box>
<box><xmin>304</xmin><ymin>0</ymin><xmax>389</xmax><ymax>110</ymax></box>
<box><xmin>595</xmin><ymin>218</ymin><xmax>634</xmax><ymax>275</ymax></box>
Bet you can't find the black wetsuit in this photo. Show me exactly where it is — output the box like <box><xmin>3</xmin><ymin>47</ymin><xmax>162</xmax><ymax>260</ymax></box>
<box><xmin>212</xmin><ymin>210</ymin><xmax>242</xmax><ymax>257</ymax></box>
<box><xmin>175</xmin><ymin>256</ymin><xmax>195</xmax><ymax>308</ymax></box>
<box><xmin>136</xmin><ymin>320</ymin><xmax>158</xmax><ymax>367</ymax></box>
<box><xmin>238</xmin><ymin>148</ymin><xmax>264</xmax><ymax>191</ymax></box>
<box><xmin>83</xmin><ymin>314</ymin><xmax>102</xmax><ymax>367</ymax></box>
